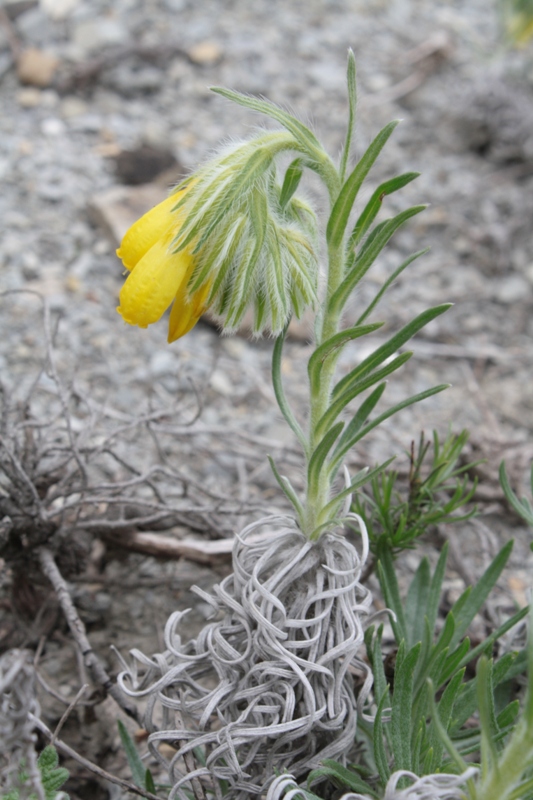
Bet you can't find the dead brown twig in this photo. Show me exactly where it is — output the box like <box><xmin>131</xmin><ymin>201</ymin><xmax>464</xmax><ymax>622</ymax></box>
<box><xmin>37</xmin><ymin>546</ymin><xmax>140</xmax><ymax>723</ymax></box>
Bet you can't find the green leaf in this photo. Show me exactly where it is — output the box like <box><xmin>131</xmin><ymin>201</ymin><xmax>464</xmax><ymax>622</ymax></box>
<box><xmin>339</xmin><ymin>49</ymin><xmax>357</xmax><ymax>182</ymax></box>
<box><xmin>477</xmin><ymin>656</ymin><xmax>500</xmax><ymax>768</ymax></box>
<box><xmin>308</xmin><ymin>322</ymin><xmax>384</xmax><ymax>396</ymax></box>
<box><xmin>118</xmin><ymin>720</ymin><xmax>146</xmax><ymax>789</ymax></box>
<box><xmin>268</xmin><ymin>455</ymin><xmax>304</xmax><ymax>522</ymax></box>
<box><xmin>280</xmin><ymin>158</ymin><xmax>304</xmax><ymax>208</ymax></box>
<box><xmin>329</xmin><ymin>205</ymin><xmax>426</xmax><ymax>314</ymax></box>
<box><xmin>330</xmin><ymin>384</ymin><xmax>449</xmax><ymax>476</ymax></box>
<box><xmin>500</xmin><ymin>461</ymin><xmax>533</xmax><ymax>526</ymax></box>
<box><xmin>321</xmin><ymin>457</ymin><xmax>395</xmax><ymax>518</ymax></box>
<box><xmin>355</xmin><ymin>248</ymin><xmax>429</xmax><ymax>326</ymax></box>
<box><xmin>330</xmin><ymin>382</ymin><xmax>387</xmax><ymax>473</ymax></box>
<box><xmin>460</xmin><ymin>606</ymin><xmax>529</xmax><ymax>667</ymax></box>
<box><xmin>405</xmin><ymin>558</ymin><xmax>431</xmax><ymax>649</ymax></box>
<box><xmin>326</xmin><ymin>120</ymin><xmax>399</xmax><ymax>248</ymax></box>
<box><xmin>272</xmin><ymin>324</ymin><xmax>307</xmax><ymax>450</ymax></box>
<box><xmin>307</xmin><ymin>422</ymin><xmax>344</xmax><ymax>495</ymax></box>
<box><xmin>211</xmin><ymin>87</ymin><xmax>326</xmax><ymax>162</ymax></box>
<box><xmin>349</xmin><ymin>172</ymin><xmax>420</xmax><ymax>249</ymax></box>
<box><xmin>316</xmin><ymin>351</ymin><xmax>413</xmax><ymax>439</ymax></box>
<box><xmin>377</xmin><ymin>543</ymin><xmax>407</xmax><ymax>642</ymax></box>
<box><xmin>426</xmin><ymin>542</ymin><xmax>449</xmax><ymax>637</ymax></box>
<box><xmin>332</xmin><ymin>304</ymin><xmax>451</xmax><ymax>400</ymax></box>
<box><xmin>450</xmin><ymin>540</ymin><xmax>514</xmax><ymax>648</ymax></box>
<box><xmin>307</xmin><ymin>761</ymin><xmax>379</xmax><ymax>798</ymax></box>
<box><xmin>36</xmin><ymin>747</ymin><xmax>69</xmax><ymax>800</ymax></box>
<box><xmin>370</xmin><ymin>626</ymin><xmax>390</xmax><ymax>727</ymax></box>
<box><xmin>374</xmin><ymin>687</ymin><xmax>392</xmax><ymax>784</ymax></box>
<box><xmin>429</xmin><ymin>669</ymin><xmax>466</xmax><ymax>771</ymax></box>
<box><xmin>390</xmin><ymin>642</ymin><xmax>421</xmax><ymax>771</ymax></box>
<box><xmin>145</xmin><ymin>770</ymin><xmax>156</xmax><ymax>793</ymax></box>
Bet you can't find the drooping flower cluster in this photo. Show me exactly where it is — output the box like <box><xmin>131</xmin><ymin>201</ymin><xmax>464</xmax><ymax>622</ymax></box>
<box><xmin>117</xmin><ymin>132</ymin><xmax>319</xmax><ymax>341</ymax></box>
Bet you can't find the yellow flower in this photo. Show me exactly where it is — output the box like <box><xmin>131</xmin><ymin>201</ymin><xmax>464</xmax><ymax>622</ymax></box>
<box><xmin>116</xmin><ymin>188</ymin><xmax>211</xmax><ymax>343</ymax></box>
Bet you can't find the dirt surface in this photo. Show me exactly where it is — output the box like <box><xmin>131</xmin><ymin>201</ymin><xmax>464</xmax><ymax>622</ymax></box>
<box><xmin>1</xmin><ymin>1</ymin><xmax>533</xmax><ymax>797</ymax></box>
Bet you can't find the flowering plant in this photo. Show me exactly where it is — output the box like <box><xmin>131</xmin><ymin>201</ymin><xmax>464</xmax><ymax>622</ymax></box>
<box><xmin>114</xmin><ymin>53</ymin><xmax>532</xmax><ymax>800</ymax></box>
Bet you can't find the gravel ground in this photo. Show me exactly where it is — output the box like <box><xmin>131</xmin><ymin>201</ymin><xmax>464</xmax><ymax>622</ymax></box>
<box><xmin>1</xmin><ymin>1</ymin><xmax>533</xmax><ymax>797</ymax></box>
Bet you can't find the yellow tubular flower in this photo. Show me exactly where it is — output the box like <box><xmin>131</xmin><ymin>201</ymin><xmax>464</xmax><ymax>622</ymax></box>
<box><xmin>116</xmin><ymin>186</ymin><xmax>210</xmax><ymax>341</ymax></box>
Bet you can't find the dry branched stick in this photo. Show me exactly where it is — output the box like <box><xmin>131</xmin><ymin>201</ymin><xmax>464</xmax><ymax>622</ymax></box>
<box><xmin>0</xmin><ymin>649</ymin><xmax>45</xmax><ymax>800</ymax></box>
<box><xmin>37</xmin><ymin>546</ymin><xmax>140</xmax><ymax>722</ymax></box>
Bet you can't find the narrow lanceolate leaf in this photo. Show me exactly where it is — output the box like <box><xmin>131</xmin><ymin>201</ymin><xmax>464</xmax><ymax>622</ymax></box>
<box><xmin>118</xmin><ymin>721</ymin><xmax>146</xmax><ymax>789</ymax></box>
<box><xmin>374</xmin><ymin>687</ymin><xmax>392</xmax><ymax>784</ymax></box>
<box><xmin>307</xmin><ymin>761</ymin><xmax>379</xmax><ymax>798</ymax></box>
<box><xmin>308</xmin><ymin>422</ymin><xmax>344</xmax><ymax>496</ymax></box>
<box><xmin>211</xmin><ymin>87</ymin><xmax>324</xmax><ymax>158</ymax></box>
<box><xmin>329</xmin><ymin>383</ymin><xmax>387</xmax><ymax>478</ymax></box>
<box><xmin>390</xmin><ymin>642</ymin><xmax>421</xmax><ymax>772</ymax></box>
<box><xmin>321</xmin><ymin>457</ymin><xmax>395</xmax><ymax>518</ymax></box>
<box><xmin>332</xmin><ymin>304</ymin><xmax>451</xmax><ymax>400</ymax></box>
<box><xmin>330</xmin><ymin>384</ymin><xmax>449</xmax><ymax>476</ymax></box>
<box><xmin>280</xmin><ymin>158</ymin><xmax>304</xmax><ymax>208</ymax></box>
<box><xmin>377</xmin><ymin>544</ymin><xmax>408</xmax><ymax>643</ymax></box>
<box><xmin>268</xmin><ymin>456</ymin><xmax>304</xmax><ymax>521</ymax></box>
<box><xmin>316</xmin><ymin>351</ymin><xmax>412</xmax><ymax>438</ymax></box>
<box><xmin>329</xmin><ymin>205</ymin><xmax>426</xmax><ymax>314</ymax></box>
<box><xmin>450</xmin><ymin>540</ymin><xmax>514</xmax><ymax>648</ymax></box>
<box><xmin>272</xmin><ymin>325</ymin><xmax>307</xmax><ymax>450</ymax></box>
<box><xmin>307</xmin><ymin>322</ymin><xmax>384</xmax><ymax>395</ymax></box>
<box><xmin>349</xmin><ymin>172</ymin><xmax>420</xmax><ymax>249</ymax></box>
<box><xmin>326</xmin><ymin>120</ymin><xmax>400</xmax><ymax>248</ymax></box>
<box><xmin>356</xmin><ymin>248</ymin><xmax>429</xmax><ymax>326</ymax></box>
<box><xmin>499</xmin><ymin>461</ymin><xmax>533</xmax><ymax>525</ymax></box>
<box><xmin>405</xmin><ymin>558</ymin><xmax>431</xmax><ymax>649</ymax></box>
<box><xmin>426</xmin><ymin>542</ymin><xmax>449</xmax><ymax>638</ymax></box>
<box><xmin>339</xmin><ymin>49</ymin><xmax>357</xmax><ymax>182</ymax></box>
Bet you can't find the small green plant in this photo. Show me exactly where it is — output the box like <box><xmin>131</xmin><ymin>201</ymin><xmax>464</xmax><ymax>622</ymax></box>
<box><xmin>500</xmin><ymin>461</ymin><xmax>533</xmax><ymax>531</ymax></box>
<box><xmin>300</xmin><ymin>539</ymin><xmax>528</xmax><ymax>799</ymax></box>
<box><xmin>108</xmin><ymin>49</ymin><xmax>532</xmax><ymax>800</ymax></box>
<box><xmin>2</xmin><ymin>747</ymin><xmax>69</xmax><ymax>800</ymax></box>
<box><xmin>352</xmin><ymin>429</ymin><xmax>478</xmax><ymax>560</ymax></box>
